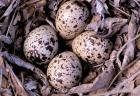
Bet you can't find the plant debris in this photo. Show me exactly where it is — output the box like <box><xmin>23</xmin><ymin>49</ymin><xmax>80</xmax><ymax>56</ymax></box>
<box><xmin>0</xmin><ymin>0</ymin><xmax>140</xmax><ymax>96</ymax></box>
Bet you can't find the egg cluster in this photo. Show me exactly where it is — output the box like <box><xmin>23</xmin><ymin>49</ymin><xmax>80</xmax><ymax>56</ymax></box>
<box><xmin>23</xmin><ymin>0</ymin><xmax>113</xmax><ymax>93</ymax></box>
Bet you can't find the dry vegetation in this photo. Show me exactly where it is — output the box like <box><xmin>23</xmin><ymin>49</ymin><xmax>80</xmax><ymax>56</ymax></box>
<box><xmin>0</xmin><ymin>0</ymin><xmax>140</xmax><ymax>96</ymax></box>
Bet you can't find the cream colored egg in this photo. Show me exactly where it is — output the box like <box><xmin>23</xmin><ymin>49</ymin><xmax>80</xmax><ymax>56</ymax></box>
<box><xmin>24</xmin><ymin>25</ymin><xmax>58</xmax><ymax>65</ymax></box>
<box><xmin>47</xmin><ymin>51</ymin><xmax>82</xmax><ymax>93</ymax></box>
<box><xmin>72</xmin><ymin>31</ymin><xmax>113</xmax><ymax>64</ymax></box>
<box><xmin>55</xmin><ymin>0</ymin><xmax>90</xmax><ymax>40</ymax></box>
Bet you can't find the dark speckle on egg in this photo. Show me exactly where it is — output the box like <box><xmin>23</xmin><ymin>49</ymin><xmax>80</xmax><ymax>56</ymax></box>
<box><xmin>72</xmin><ymin>31</ymin><xmax>113</xmax><ymax>64</ymax></box>
<box><xmin>50</xmin><ymin>37</ymin><xmax>55</xmax><ymax>45</ymax></box>
<box><xmin>23</xmin><ymin>25</ymin><xmax>58</xmax><ymax>65</ymax></box>
<box><xmin>56</xmin><ymin>0</ymin><xmax>90</xmax><ymax>40</ymax></box>
<box><xmin>38</xmin><ymin>40</ymin><xmax>42</xmax><ymax>44</ymax></box>
<box><xmin>47</xmin><ymin>51</ymin><xmax>82</xmax><ymax>93</ymax></box>
<box><xmin>46</xmin><ymin>46</ymin><xmax>53</xmax><ymax>52</ymax></box>
<box><xmin>56</xmin><ymin>79</ymin><xmax>63</xmax><ymax>84</ymax></box>
<box><xmin>73</xmin><ymin>25</ymin><xmax>78</xmax><ymax>28</ymax></box>
<box><xmin>58</xmin><ymin>73</ymin><xmax>62</xmax><ymax>77</ymax></box>
<box><xmin>66</xmin><ymin>5</ymin><xmax>70</xmax><ymax>9</ymax></box>
<box><xmin>97</xmin><ymin>54</ymin><xmax>102</xmax><ymax>59</ymax></box>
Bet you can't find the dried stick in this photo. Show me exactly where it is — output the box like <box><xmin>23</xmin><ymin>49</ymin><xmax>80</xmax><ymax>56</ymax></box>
<box><xmin>90</xmin><ymin>69</ymin><xmax>140</xmax><ymax>96</ymax></box>
<box><xmin>89</xmin><ymin>89</ymin><xmax>131</xmax><ymax>96</ymax></box>
<box><xmin>121</xmin><ymin>14</ymin><xmax>137</xmax><ymax>68</ymax></box>
<box><xmin>109</xmin><ymin>0</ymin><xmax>130</xmax><ymax>17</ymax></box>
<box><xmin>0</xmin><ymin>51</ymin><xmax>48</xmax><ymax>86</ymax></box>
<box><xmin>5</xmin><ymin>62</ymin><xmax>29</xmax><ymax>96</ymax></box>
<box><xmin>133</xmin><ymin>0</ymin><xmax>140</xmax><ymax>7</ymax></box>
<box><xmin>116</xmin><ymin>27</ymin><xmax>140</xmax><ymax>69</ymax></box>
<box><xmin>109</xmin><ymin>56</ymin><xmax>140</xmax><ymax>89</ymax></box>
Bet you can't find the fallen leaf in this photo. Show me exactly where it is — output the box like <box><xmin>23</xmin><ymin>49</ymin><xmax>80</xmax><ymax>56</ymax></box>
<box><xmin>114</xmin><ymin>0</ymin><xmax>120</xmax><ymax>7</ymax></box>
<box><xmin>2</xmin><ymin>0</ymin><xmax>20</xmax><ymax>17</ymax></box>
<box><xmin>68</xmin><ymin>83</ymin><xmax>93</xmax><ymax>94</ymax></box>
<box><xmin>13</xmin><ymin>12</ymin><xmax>21</xmax><ymax>25</ymax></box>
<box><xmin>1</xmin><ymin>51</ymin><xmax>49</xmax><ymax>94</ymax></box>
<box><xmin>85</xmin><ymin>14</ymin><xmax>102</xmax><ymax>32</ymax></box>
<box><xmin>7</xmin><ymin>22</ymin><xmax>18</xmax><ymax>41</ymax></box>
<box><xmin>1</xmin><ymin>88</ymin><xmax>13</xmax><ymax>96</ymax></box>
<box><xmin>0</xmin><ymin>0</ymin><xmax>7</xmax><ymax>7</ymax></box>
<box><xmin>0</xmin><ymin>35</ymin><xmax>12</xmax><ymax>44</ymax></box>
<box><xmin>14</xmin><ymin>37</ymin><xmax>23</xmax><ymax>51</ymax></box>
<box><xmin>91</xmin><ymin>61</ymin><xmax>115</xmax><ymax>91</ymax></box>
<box><xmin>91</xmin><ymin>0</ymin><xmax>108</xmax><ymax>17</ymax></box>
<box><xmin>6</xmin><ymin>63</ymin><xmax>30</xmax><ymax>96</ymax></box>
<box><xmin>22</xmin><ymin>5</ymin><xmax>35</xmax><ymax>21</ymax></box>
<box><xmin>52</xmin><ymin>93</ymin><xmax>70</xmax><ymax>96</ymax></box>
<box><xmin>97</xmin><ymin>17</ymin><xmax>127</xmax><ymax>37</ymax></box>
<box><xmin>125</xmin><ymin>60</ymin><xmax>140</xmax><ymax>78</ymax></box>
<box><xmin>25</xmin><ymin>19</ymin><xmax>32</xmax><ymax>36</ymax></box>
<box><xmin>131</xmin><ymin>85</ymin><xmax>140</xmax><ymax>96</ymax></box>
<box><xmin>122</xmin><ymin>14</ymin><xmax>137</xmax><ymax>68</ymax></box>
<box><xmin>0</xmin><ymin>56</ymin><xmax>4</xmax><ymax>88</ymax></box>
<box><xmin>68</xmin><ymin>61</ymin><xmax>115</xmax><ymax>94</ymax></box>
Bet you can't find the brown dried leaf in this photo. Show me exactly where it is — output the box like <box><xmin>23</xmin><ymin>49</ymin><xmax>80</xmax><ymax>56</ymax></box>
<box><xmin>134</xmin><ymin>75</ymin><xmax>140</xmax><ymax>86</ymax></box>
<box><xmin>91</xmin><ymin>0</ymin><xmax>108</xmax><ymax>16</ymax></box>
<box><xmin>34</xmin><ymin>0</ymin><xmax>46</xmax><ymax>10</ymax></box>
<box><xmin>13</xmin><ymin>12</ymin><xmax>21</xmax><ymax>25</ymax></box>
<box><xmin>0</xmin><ymin>35</ymin><xmax>12</xmax><ymax>44</ymax></box>
<box><xmin>51</xmin><ymin>93</ymin><xmax>70</xmax><ymax>96</ymax></box>
<box><xmin>125</xmin><ymin>60</ymin><xmax>140</xmax><ymax>78</ymax></box>
<box><xmin>14</xmin><ymin>37</ymin><xmax>23</xmax><ymax>51</ymax></box>
<box><xmin>2</xmin><ymin>51</ymin><xmax>34</xmax><ymax>71</ymax></box>
<box><xmin>90</xmin><ymin>70</ymin><xmax>140</xmax><ymax>96</ymax></box>
<box><xmin>116</xmin><ymin>14</ymin><xmax>138</xmax><ymax>69</ymax></box>
<box><xmin>47</xmin><ymin>0</ymin><xmax>61</xmax><ymax>18</ymax></box>
<box><xmin>91</xmin><ymin>61</ymin><xmax>115</xmax><ymax>91</ymax></box>
<box><xmin>48</xmin><ymin>0</ymin><xmax>62</xmax><ymax>12</ymax></box>
<box><xmin>121</xmin><ymin>14</ymin><xmax>137</xmax><ymax>68</ymax></box>
<box><xmin>25</xmin><ymin>19</ymin><xmax>32</xmax><ymax>36</ymax></box>
<box><xmin>85</xmin><ymin>14</ymin><xmax>102</xmax><ymax>32</ymax></box>
<box><xmin>97</xmin><ymin>17</ymin><xmax>127</xmax><ymax>37</ymax></box>
<box><xmin>2</xmin><ymin>0</ymin><xmax>20</xmax><ymax>17</ymax></box>
<box><xmin>114</xmin><ymin>0</ymin><xmax>120</xmax><ymax>7</ymax></box>
<box><xmin>24</xmin><ymin>78</ymin><xmax>37</xmax><ymax>91</ymax></box>
<box><xmin>115</xmin><ymin>71</ymin><xmax>140</xmax><ymax>91</ymax></box>
<box><xmin>109</xmin><ymin>50</ymin><xmax>117</xmax><ymax>62</ymax></box>
<box><xmin>0</xmin><ymin>56</ymin><xmax>4</xmax><ymax>88</ymax></box>
<box><xmin>68</xmin><ymin>61</ymin><xmax>115</xmax><ymax>94</ymax></box>
<box><xmin>1</xmin><ymin>88</ymin><xmax>13</xmax><ymax>96</ymax></box>
<box><xmin>7</xmin><ymin>22</ymin><xmax>18</xmax><ymax>40</ymax></box>
<box><xmin>24</xmin><ymin>77</ymin><xmax>40</xmax><ymax>96</ymax></box>
<box><xmin>68</xmin><ymin>83</ymin><xmax>93</xmax><ymax>94</ymax></box>
<box><xmin>1</xmin><ymin>52</ymin><xmax>49</xmax><ymax>91</ymax></box>
<box><xmin>83</xmin><ymin>71</ymin><xmax>97</xmax><ymax>83</ymax></box>
<box><xmin>0</xmin><ymin>0</ymin><xmax>8</xmax><ymax>7</ymax></box>
<box><xmin>6</xmin><ymin>63</ymin><xmax>29</xmax><ymax>96</ymax></box>
<box><xmin>1</xmin><ymin>77</ymin><xmax>9</xmax><ymax>89</ymax></box>
<box><xmin>22</xmin><ymin>5</ymin><xmax>35</xmax><ymax>21</ymax></box>
<box><xmin>131</xmin><ymin>85</ymin><xmax>140</xmax><ymax>96</ymax></box>
<box><xmin>0</xmin><ymin>16</ymin><xmax>10</xmax><ymax>34</ymax></box>
<box><xmin>45</xmin><ymin>17</ymin><xmax>56</xmax><ymax>31</ymax></box>
<box><xmin>89</xmin><ymin>88</ymin><xmax>132</xmax><ymax>96</ymax></box>
<box><xmin>41</xmin><ymin>86</ymin><xmax>51</xmax><ymax>96</ymax></box>
<box><xmin>89</xmin><ymin>88</ymin><xmax>108</xmax><ymax>96</ymax></box>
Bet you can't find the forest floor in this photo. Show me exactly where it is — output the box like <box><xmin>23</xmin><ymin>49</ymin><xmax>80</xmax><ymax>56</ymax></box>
<box><xmin>0</xmin><ymin>0</ymin><xmax>140</xmax><ymax>96</ymax></box>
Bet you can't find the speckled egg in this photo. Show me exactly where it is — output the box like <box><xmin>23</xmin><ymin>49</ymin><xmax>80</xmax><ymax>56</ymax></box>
<box><xmin>72</xmin><ymin>31</ymin><xmax>113</xmax><ymax>64</ymax></box>
<box><xmin>55</xmin><ymin>0</ymin><xmax>90</xmax><ymax>40</ymax></box>
<box><xmin>47</xmin><ymin>51</ymin><xmax>82</xmax><ymax>93</ymax></box>
<box><xmin>23</xmin><ymin>25</ymin><xmax>58</xmax><ymax>65</ymax></box>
